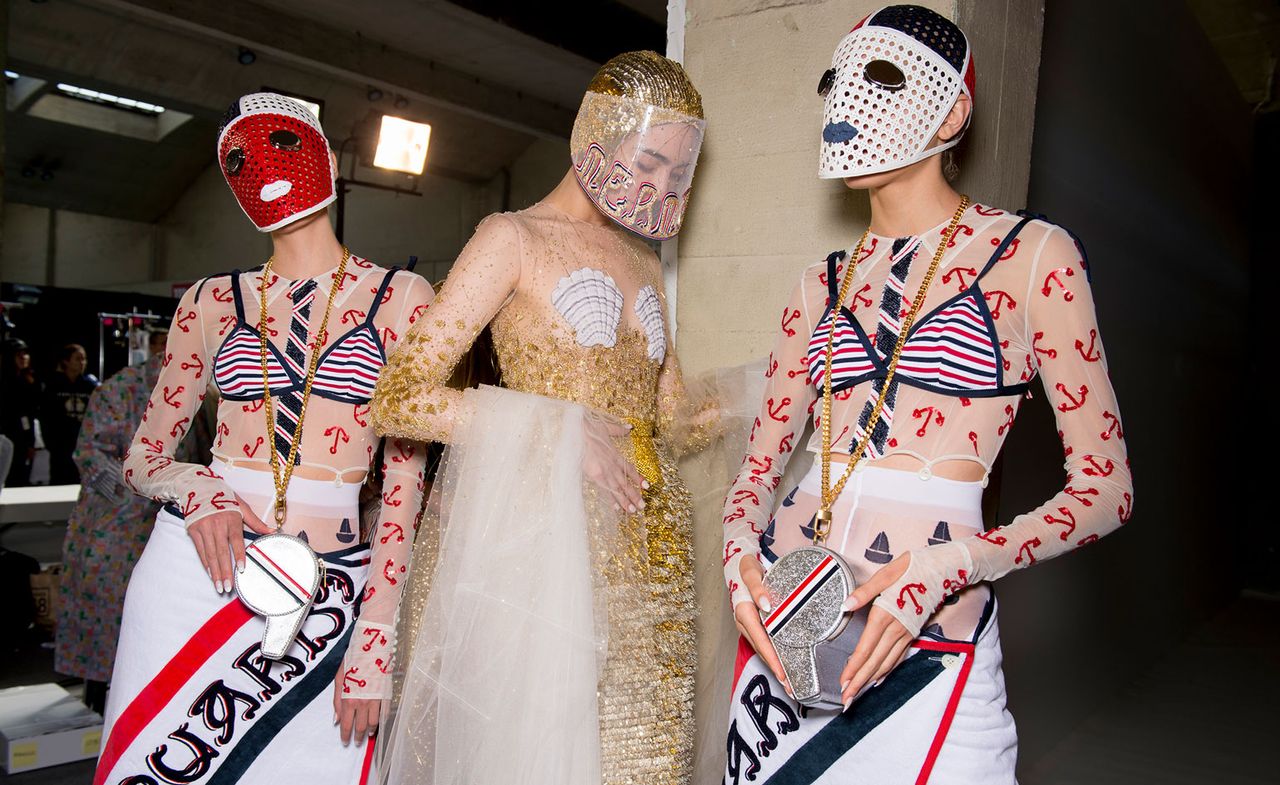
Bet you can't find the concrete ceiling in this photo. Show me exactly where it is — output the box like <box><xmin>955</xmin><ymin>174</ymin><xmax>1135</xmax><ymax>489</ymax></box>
<box><xmin>1187</xmin><ymin>0</ymin><xmax>1280</xmax><ymax>111</ymax></box>
<box><xmin>4</xmin><ymin>0</ymin><xmax>668</xmax><ymax>223</ymax></box>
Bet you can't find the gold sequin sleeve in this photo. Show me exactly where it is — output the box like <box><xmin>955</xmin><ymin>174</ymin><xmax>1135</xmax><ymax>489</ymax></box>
<box><xmin>370</xmin><ymin>214</ymin><xmax>522</xmax><ymax>444</ymax></box>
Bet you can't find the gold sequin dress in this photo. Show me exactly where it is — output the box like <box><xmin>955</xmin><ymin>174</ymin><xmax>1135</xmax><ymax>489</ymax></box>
<box><xmin>372</xmin><ymin>200</ymin><xmax>708</xmax><ymax>784</ymax></box>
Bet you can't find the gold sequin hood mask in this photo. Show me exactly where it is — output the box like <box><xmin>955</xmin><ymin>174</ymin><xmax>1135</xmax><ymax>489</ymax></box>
<box><xmin>570</xmin><ymin>51</ymin><xmax>706</xmax><ymax>240</ymax></box>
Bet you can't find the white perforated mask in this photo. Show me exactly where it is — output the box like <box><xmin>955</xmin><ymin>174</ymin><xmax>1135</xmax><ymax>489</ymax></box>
<box><xmin>818</xmin><ymin>7</ymin><xmax>973</xmax><ymax>179</ymax></box>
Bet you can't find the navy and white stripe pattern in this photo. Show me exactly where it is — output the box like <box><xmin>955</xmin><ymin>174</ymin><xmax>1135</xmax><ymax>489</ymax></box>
<box><xmin>212</xmin><ymin>328</ymin><xmax>293</xmax><ymax>398</ymax></box>
<box><xmin>273</xmin><ymin>280</ymin><xmax>316</xmax><ymax>467</ymax></box>
<box><xmin>854</xmin><ymin>237</ymin><xmax>920</xmax><ymax>458</ymax></box>
<box><xmin>896</xmin><ymin>291</ymin><xmax>998</xmax><ymax>390</ymax></box>
<box><xmin>763</xmin><ymin>553</ymin><xmax>844</xmax><ymax>637</ymax></box>
<box><xmin>310</xmin><ymin>324</ymin><xmax>383</xmax><ymax>401</ymax></box>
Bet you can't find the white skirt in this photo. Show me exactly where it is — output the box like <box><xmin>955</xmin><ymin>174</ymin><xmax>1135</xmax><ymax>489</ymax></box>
<box><xmin>95</xmin><ymin>464</ymin><xmax>375</xmax><ymax>785</ymax></box>
<box><xmin>724</xmin><ymin>464</ymin><xmax>1019</xmax><ymax>785</ymax></box>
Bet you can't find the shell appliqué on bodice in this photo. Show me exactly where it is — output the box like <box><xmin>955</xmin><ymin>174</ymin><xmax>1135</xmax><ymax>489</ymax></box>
<box><xmin>551</xmin><ymin>267</ymin><xmax>624</xmax><ymax>349</ymax></box>
<box><xmin>634</xmin><ymin>285</ymin><xmax>666</xmax><ymax>364</ymax></box>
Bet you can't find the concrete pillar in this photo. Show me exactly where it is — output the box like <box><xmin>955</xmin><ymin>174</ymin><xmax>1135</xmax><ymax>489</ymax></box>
<box><xmin>676</xmin><ymin>1</ymin><xmax>1045</xmax><ymax>778</ymax></box>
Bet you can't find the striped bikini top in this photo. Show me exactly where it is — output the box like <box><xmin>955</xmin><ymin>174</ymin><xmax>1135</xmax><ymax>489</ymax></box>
<box><xmin>807</xmin><ymin>215</ymin><xmax>1037</xmax><ymax>399</ymax></box>
<box><xmin>211</xmin><ymin>267</ymin><xmax>397</xmax><ymax>404</ymax></box>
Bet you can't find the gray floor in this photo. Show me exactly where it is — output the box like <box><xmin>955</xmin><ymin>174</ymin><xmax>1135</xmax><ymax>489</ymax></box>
<box><xmin>3</xmin><ymin>594</ymin><xmax>1275</xmax><ymax>784</ymax></box>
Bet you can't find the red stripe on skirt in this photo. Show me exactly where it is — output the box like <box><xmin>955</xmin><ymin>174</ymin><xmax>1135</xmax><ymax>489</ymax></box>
<box><xmin>358</xmin><ymin>734</ymin><xmax>377</xmax><ymax>784</ymax></box>
<box><xmin>94</xmin><ymin>600</ymin><xmax>255</xmax><ymax>785</ymax></box>
<box><xmin>913</xmin><ymin>640</ymin><xmax>977</xmax><ymax>785</ymax></box>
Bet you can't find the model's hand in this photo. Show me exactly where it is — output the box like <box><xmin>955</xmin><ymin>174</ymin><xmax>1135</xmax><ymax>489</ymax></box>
<box><xmin>839</xmin><ymin>553</ymin><xmax>914</xmax><ymax>707</ymax></box>
<box><xmin>582</xmin><ymin>413</ymin><xmax>646</xmax><ymax>514</ymax></box>
<box><xmin>333</xmin><ymin>674</ymin><xmax>384</xmax><ymax>745</ymax></box>
<box><xmin>187</xmin><ymin>496</ymin><xmax>273</xmax><ymax>594</ymax></box>
<box><xmin>733</xmin><ymin>557</ymin><xmax>792</xmax><ymax>696</ymax></box>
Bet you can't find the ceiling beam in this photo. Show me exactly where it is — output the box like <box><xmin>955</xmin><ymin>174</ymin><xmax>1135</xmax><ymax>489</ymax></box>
<box><xmin>442</xmin><ymin>0</ymin><xmax>665</xmax><ymax>63</ymax></box>
<box><xmin>78</xmin><ymin>0</ymin><xmax>577</xmax><ymax>140</ymax></box>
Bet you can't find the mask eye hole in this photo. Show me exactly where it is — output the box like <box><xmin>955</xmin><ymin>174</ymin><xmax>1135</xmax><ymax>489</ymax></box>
<box><xmin>225</xmin><ymin>147</ymin><xmax>245</xmax><ymax>176</ymax></box>
<box><xmin>269</xmin><ymin>129</ymin><xmax>302</xmax><ymax>151</ymax></box>
<box><xmin>864</xmin><ymin>59</ymin><xmax>906</xmax><ymax>91</ymax></box>
<box><xmin>817</xmin><ymin>68</ymin><xmax>836</xmax><ymax>97</ymax></box>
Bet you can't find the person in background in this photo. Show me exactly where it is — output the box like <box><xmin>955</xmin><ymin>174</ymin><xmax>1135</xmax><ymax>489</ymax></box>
<box><xmin>55</xmin><ymin>330</ymin><xmax>211</xmax><ymax>714</ymax></box>
<box><xmin>41</xmin><ymin>343</ymin><xmax>99</xmax><ymax>485</ymax></box>
<box><xmin>1</xmin><ymin>339</ymin><xmax>42</xmax><ymax>487</ymax></box>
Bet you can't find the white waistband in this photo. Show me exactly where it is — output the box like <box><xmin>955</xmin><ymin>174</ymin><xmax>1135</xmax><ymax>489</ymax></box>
<box><xmin>210</xmin><ymin>459</ymin><xmax>362</xmax><ymax>508</ymax></box>
<box><xmin>798</xmin><ymin>461</ymin><xmax>984</xmax><ymax>511</ymax></box>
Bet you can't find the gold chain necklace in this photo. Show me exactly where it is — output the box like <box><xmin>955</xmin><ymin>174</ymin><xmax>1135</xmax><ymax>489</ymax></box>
<box><xmin>814</xmin><ymin>196</ymin><xmax>970</xmax><ymax>546</ymax></box>
<box><xmin>258</xmin><ymin>246</ymin><xmax>351</xmax><ymax>528</ymax></box>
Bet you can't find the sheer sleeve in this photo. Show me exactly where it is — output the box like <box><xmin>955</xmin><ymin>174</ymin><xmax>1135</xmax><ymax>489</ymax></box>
<box><xmin>342</xmin><ymin>272</ymin><xmax>433</xmax><ymax>699</ymax></box>
<box><xmin>874</xmin><ymin>226</ymin><xmax>1134</xmax><ymax>635</ymax></box>
<box><xmin>122</xmin><ymin>283</ymin><xmax>236</xmax><ymax>525</ymax></box>
<box><xmin>655</xmin><ymin>285</ymin><xmax>718</xmax><ymax>457</ymax></box>
<box><xmin>722</xmin><ymin>271</ymin><xmax>818</xmax><ymax>609</ymax></box>
<box><xmin>370</xmin><ymin>215</ymin><xmax>522</xmax><ymax>444</ymax></box>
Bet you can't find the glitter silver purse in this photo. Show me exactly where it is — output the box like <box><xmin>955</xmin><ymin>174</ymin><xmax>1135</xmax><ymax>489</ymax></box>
<box><xmin>761</xmin><ymin>545</ymin><xmax>869</xmax><ymax>709</ymax></box>
<box><xmin>234</xmin><ymin>533</ymin><xmax>324</xmax><ymax>659</ymax></box>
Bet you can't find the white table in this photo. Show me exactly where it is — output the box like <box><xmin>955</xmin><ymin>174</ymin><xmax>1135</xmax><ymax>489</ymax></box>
<box><xmin>0</xmin><ymin>485</ymin><xmax>80</xmax><ymax>524</ymax></box>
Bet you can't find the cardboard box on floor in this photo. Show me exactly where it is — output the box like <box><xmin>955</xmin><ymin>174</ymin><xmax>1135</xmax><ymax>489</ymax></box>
<box><xmin>0</xmin><ymin>684</ymin><xmax>101</xmax><ymax>774</ymax></box>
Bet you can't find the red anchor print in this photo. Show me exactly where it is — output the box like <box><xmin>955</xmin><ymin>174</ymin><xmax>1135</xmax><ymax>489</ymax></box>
<box><xmin>1044</xmin><ymin>507</ymin><xmax>1077</xmax><ymax>540</ymax></box>
<box><xmin>1000</xmin><ymin>339</ymin><xmax>1012</xmax><ymax>371</ymax></box>
<box><xmin>335</xmin><ymin>270</ymin><xmax>357</xmax><ymax>289</ymax></box>
<box><xmin>779</xmin><ymin>432</ymin><xmax>795</xmax><ymax>453</ymax></box>
<box><xmin>392</xmin><ymin>442</ymin><xmax>416</xmax><ymax>463</ymax></box>
<box><xmin>341</xmin><ymin>308</ymin><xmax>367</xmax><ymax>325</ymax></box>
<box><xmin>353</xmin><ymin>256</ymin><xmax>373</xmax><ymax>269</ymax></box>
<box><xmin>1015</xmin><ymin>538</ymin><xmax>1042</xmax><ymax>565</ymax></box>
<box><xmin>724</xmin><ymin>542</ymin><xmax>742</xmax><ymax>566</ymax></box>
<box><xmin>1057</xmin><ymin>429</ymin><xmax>1073</xmax><ymax>457</ymax></box>
<box><xmin>211</xmin><ymin>285</ymin><xmax>234</xmax><ymax>303</ymax></box>
<box><xmin>940</xmin><ymin>223</ymin><xmax>973</xmax><ymax>247</ymax></box>
<box><xmin>896</xmin><ymin>583</ymin><xmax>929</xmax><ymax>615</ymax></box>
<box><xmin>370</xmin><ymin>283</ymin><xmax>394</xmax><ymax>305</ymax></box>
<box><xmin>217</xmin><ymin>314</ymin><xmax>236</xmax><ymax>336</ymax></box>
<box><xmin>984</xmin><ymin>290</ymin><xmax>1016</xmax><ymax>319</ymax></box>
<box><xmin>1021</xmin><ymin>354</ymin><xmax>1037</xmax><ymax>383</ymax></box>
<box><xmin>145</xmin><ymin>456</ymin><xmax>174</xmax><ymax>478</ymax></box>
<box><xmin>180</xmin><ymin>492</ymin><xmax>202</xmax><ymax>517</ymax></box>
<box><xmin>851</xmin><ymin>283</ymin><xmax>874</xmax><ymax>311</ymax></box>
<box><xmin>912</xmin><ymin>406</ymin><xmax>945</xmax><ymax>437</ymax></box>
<box><xmin>375</xmin><ymin>657</ymin><xmax>392</xmax><ymax>675</ymax></box>
<box><xmin>1075</xmin><ymin>329</ymin><xmax>1101</xmax><ymax>362</ymax></box>
<box><xmin>382</xmin><ymin>484</ymin><xmax>404</xmax><ymax>507</ymax></box>
<box><xmin>728</xmin><ymin>579</ymin><xmax>741</xmax><ymax>598</ymax></box>
<box><xmin>1100</xmin><ymin>411</ymin><xmax>1124</xmax><ymax>441</ymax></box>
<box><xmin>781</xmin><ymin>307</ymin><xmax>801</xmax><ymax>337</ymax></box>
<box><xmin>380</xmin><ymin>326</ymin><xmax>399</xmax><ymax>346</ymax></box>
<box><xmin>888</xmin><ymin>437</ymin><xmax>899</xmax><ymax>448</ymax></box>
<box><xmin>732</xmin><ymin>489</ymin><xmax>760</xmax><ymax>506</ymax></box>
<box><xmin>831</xmin><ymin>425</ymin><xmax>851</xmax><ymax>448</ymax></box>
<box><xmin>141</xmin><ymin>436</ymin><xmax>165</xmax><ymax>454</ymax></box>
<box><xmin>1076</xmin><ymin>534</ymin><xmax>1100</xmax><ymax>547</ymax></box>
<box><xmin>968</xmin><ymin>431</ymin><xmax>980</xmax><ymax>455</ymax></box>
<box><xmin>959</xmin><ymin>397</ymin><xmax>972</xmax><ymax>407</ymax></box>
<box><xmin>942</xmin><ymin>266</ymin><xmax>978</xmax><ymax>292</ymax></box>
<box><xmin>243</xmin><ymin>437</ymin><xmax>264</xmax><ymax>458</ymax></box>
<box><xmin>977</xmin><ymin>527</ymin><xmax>1008</xmax><ymax>546</ymax></box>
<box><xmin>175</xmin><ymin>309</ymin><xmax>198</xmax><ymax>333</ymax></box>
<box><xmin>1083</xmin><ymin>456</ymin><xmax>1115</xmax><ymax>477</ymax></box>
<box><xmin>990</xmin><ymin>236</ymin><xmax>1020</xmax><ymax>261</ymax></box>
<box><xmin>123</xmin><ymin>468</ymin><xmax>136</xmax><ymax>491</ymax></box>
<box><xmin>353</xmin><ymin>404</ymin><xmax>370</xmax><ymax>427</ymax></box>
<box><xmin>765</xmin><ymin>354</ymin><xmax>779</xmax><ymax>379</ymax></box>
<box><xmin>325</xmin><ymin>426</ymin><xmax>350</xmax><ymax>454</ymax></box>
<box><xmin>259</xmin><ymin>316</ymin><xmax>279</xmax><ymax>337</ymax></box>
<box><xmin>361</xmin><ymin>627</ymin><xmax>388</xmax><ymax>652</ymax></box>
<box><xmin>1118</xmin><ymin>492</ymin><xmax>1134</xmax><ymax>523</ymax></box>
<box><xmin>724</xmin><ymin>507</ymin><xmax>746</xmax><ymax>524</ymax></box>
<box><xmin>997</xmin><ymin>404</ymin><xmax>1016</xmax><ymax>436</ymax></box>
<box><xmin>748</xmin><ymin>418</ymin><xmax>760</xmax><ymax>444</ymax></box>
<box><xmin>973</xmin><ymin>205</ymin><xmax>1005</xmax><ymax>216</ymax></box>
<box><xmin>384</xmin><ymin>559</ymin><xmax>404</xmax><ymax>586</ymax></box>
<box><xmin>1064</xmin><ymin>485</ymin><xmax>1098</xmax><ymax>506</ymax></box>
<box><xmin>163</xmin><ymin>385</ymin><xmax>185</xmax><ymax>409</ymax></box>
<box><xmin>195</xmin><ymin>466</ymin><xmax>224</xmax><ymax>480</ymax></box>
<box><xmin>942</xmin><ymin>569</ymin><xmax>970</xmax><ymax>595</ymax></box>
<box><xmin>380</xmin><ymin>521</ymin><xmax>405</xmax><ymax>544</ymax></box>
<box><xmin>241</xmin><ymin>400</ymin><xmax>265</xmax><ymax>414</ymax></box>
<box><xmin>169</xmin><ymin>418</ymin><xmax>190</xmax><ymax>439</ymax></box>
<box><xmin>162</xmin><ymin>351</ymin><xmax>174</xmax><ymax>369</ymax></box>
<box><xmin>857</xmin><ymin>237</ymin><xmax>879</xmax><ymax>264</ymax></box>
<box><xmin>409</xmin><ymin>303</ymin><xmax>430</xmax><ymax>324</ymax></box>
<box><xmin>362</xmin><ymin>586</ymin><xmax>376</xmax><ymax>603</ymax></box>
<box><xmin>210</xmin><ymin>492</ymin><xmax>235</xmax><ymax>510</ymax></box>
<box><xmin>1032</xmin><ymin>331</ymin><xmax>1057</xmax><ymax>363</ymax></box>
<box><xmin>216</xmin><ymin>422</ymin><xmax>230</xmax><ymax>448</ymax></box>
<box><xmin>747</xmin><ymin>455</ymin><xmax>774</xmax><ymax>487</ymax></box>
<box><xmin>341</xmin><ymin>667</ymin><xmax>366</xmax><ymax>694</ymax></box>
<box><xmin>180</xmin><ymin>353</ymin><xmax>205</xmax><ymax>378</ymax></box>
<box><xmin>1055</xmin><ymin>383</ymin><xmax>1089</xmax><ymax>412</ymax></box>
<box><xmin>818</xmin><ymin>263</ymin><xmax>844</xmax><ymax>287</ymax></box>
<box><xmin>767</xmin><ymin>397</ymin><xmax>791</xmax><ymax>423</ymax></box>
<box><xmin>1041</xmin><ymin>267</ymin><xmax>1076</xmax><ymax>301</ymax></box>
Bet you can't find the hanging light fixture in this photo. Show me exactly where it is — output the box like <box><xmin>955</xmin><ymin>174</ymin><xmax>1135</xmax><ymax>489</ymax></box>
<box><xmin>372</xmin><ymin>115</ymin><xmax>431</xmax><ymax>175</ymax></box>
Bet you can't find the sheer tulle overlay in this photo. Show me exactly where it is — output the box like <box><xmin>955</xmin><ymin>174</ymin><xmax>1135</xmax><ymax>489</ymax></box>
<box><xmin>376</xmin><ymin>385</ymin><xmax>630</xmax><ymax>785</ymax></box>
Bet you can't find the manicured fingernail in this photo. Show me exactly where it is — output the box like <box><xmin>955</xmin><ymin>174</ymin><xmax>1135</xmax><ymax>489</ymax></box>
<box><xmin>759</xmin><ymin>597</ymin><xmax>772</xmax><ymax>613</ymax></box>
<box><xmin>841</xmin><ymin>596</ymin><xmax>858</xmax><ymax>613</ymax></box>
<box><xmin>841</xmin><ymin>680</ymin><xmax>850</xmax><ymax>693</ymax></box>
<box><xmin>843</xmin><ymin>697</ymin><xmax>852</xmax><ymax>712</ymax></box>
<box><xmin>237</xmin><ymin>560</ymin><xmax>245</xmax><ymax>573</ymax></box>
<box><xmin>628</xmin><ymin>505</ymin><xmax>637</xmax><ymax>513</ymax></box>
<box><xmin>641</xmin><ymin>480</ymin><xmax>650</xmax><ymax>489</ymax></box>
<box><xmin>333</xmin><ymin>713</ymin><xmax>338</xmax><ymax>725</ymax></box>
<box><xmin>873</xmin><ymin>677</ymin><xmax>884</xmax><ymax>688</ymax></box>
<box><xmin>626</xmin><ymin>422</ymin><xmax>633</xmax><ymax>430</ymax></box>
<box><xmin>638</xmin><ymin>500</ymin><xmax>646</xmax><ymax>510</ymax></box>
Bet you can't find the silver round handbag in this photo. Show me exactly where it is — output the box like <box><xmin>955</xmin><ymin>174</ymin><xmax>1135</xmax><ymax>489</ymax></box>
<box><xmin>762</xmin><ymin>545</ymin><xmax>869</xmax><ymax>709</ymax></box>
<box><xmin>235</xmin><ymin>532</ymin><xmax>325</xmax><ymax>660</ymax></box>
